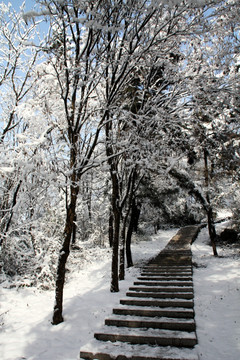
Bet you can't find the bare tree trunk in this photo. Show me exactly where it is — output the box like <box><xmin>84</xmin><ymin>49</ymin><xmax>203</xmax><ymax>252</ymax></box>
<box><xmin>126</xmin><ymin>198</ymin><xmax>141</xmax><ymax>268</ymax></box>
<box><xmin>119</xmin><ymin>218</ymin><xmax>127</xmax><ymax>281</ymax></box>
<box><xmin>105</xmin><ymin>108</ymin><xmax>120</xmax><ymax>291</ymax></box>
<box><xmin>71</xmin><ymin>213</ymin><xmax>77</xmax><ymax>245</ymax></box>
<box><xmin>111</xmin><ymin>196</ymin><xmax>120</xmax><ymax>292</ymax></box>
<box><xmin>52</xmin><ymin>181</ymin><xmax>79</xmax><ymax>325</ymax></box>
<box><xmin>108</xmin><ymin>208</ymin><xmax>114</xmax><ymax>247</ymax></box>
<box><xmin>204</xmin><ymin>149</ymin><xmax>218</xmax><ymax>257</ymax></box>
<box><xmin>126</xmin><ymin>218</ymin><xmax>134</xmax><ymax>268</ymax></box>
<box><xmin>207</xmin><ymin>204</ymin><xmax>218</xmax><ymax>256</ymax></box>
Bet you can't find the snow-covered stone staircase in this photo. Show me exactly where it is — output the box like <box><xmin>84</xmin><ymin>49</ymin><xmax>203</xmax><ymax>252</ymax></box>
<box><xmin>80</xmin><ymin>226</ymin><xmax>200</xmax><ymax>360</ymax></box>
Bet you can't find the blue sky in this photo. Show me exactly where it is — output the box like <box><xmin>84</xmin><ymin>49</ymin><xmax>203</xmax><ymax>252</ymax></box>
<box><xmin>2</xmin><ymin>0</ymin><xmax>35</xmax><ymax>11</ymax></box>
<box><xmin>2</xmin><ymin>1</ymin><xmax>50</xmax><ymax>37</ymax></box>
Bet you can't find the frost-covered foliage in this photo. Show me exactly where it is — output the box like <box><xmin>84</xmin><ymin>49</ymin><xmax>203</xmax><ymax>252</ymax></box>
<box><xmin>138</xmin><ymin>174</ymin><xmax>204</xmax><ymax>233</ymax></box>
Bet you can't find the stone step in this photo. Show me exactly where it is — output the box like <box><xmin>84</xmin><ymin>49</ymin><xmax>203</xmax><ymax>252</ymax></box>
<box><xmin>80</xmin><ymin>226</ymin><xmax>199</xmax><ymax>360</ymax></box>
<box><xmin>155</xmin><ymin>251</ymin><xmax>192</xmax><ymax>256</ymax></box>
<box><xmin>158</xmin><ymin>250</ymin><xmax>192</xmax><ymax>255</ymax></box>
<box><xmin>105</xmin><ymin>315</ymin><xmax>196</xmax><ymax>331</ymax></box>
<box><xmin>141</xmin><ymin>271</ymin><xmax>192</xmax><ymax>276</ymax></box>
<box><xmin>80</xmin><ymin>338</ymin><xmax>199</xmax><ymax>360</ymax></box>
<box><xmin>134</xmin><ymin>281</ymin><xmax>193</xmax><ymax>287</ymax></box>
<box><xmin>129</xmin><ymin>286</ymin><xmax>194</xmax><ymax>293</ymax></box>
<box><xmin>120</xmin><ymin>298</ymin><xmax>194</xmax><ymax>308</ymax></box>
<box><xmin>149</xmin><ymin>263</ymin><xmax>192</xmax><ymax>267</ymax></box>
<box><xmin>149</xmin><ymin>253</ymin><xmax>192</xmax><ymax>259</ymax></box>
<box><xmin>144</xmin><ymin>264</ymin><xmax>192</xmax><ymax>267</ymax></box>
<box><xmin>145</xmin><ymin>265</ymin><xmax>192</xmax><ymax>269</ymax></box>
<box><xmin>143</xmin><ymin>271</ymin><xmax>192</xmax><ymax>275</ymax></box>
<box><xmin>148</xmin><ymin>259</ymin><xmax>192</xmax><ymax>266</ymax></box>
<box><xmin>137</xmin><ymin>276</ymin><xmax>192</xmax><ymax>281</ymax></box>
<box><xmin>113</xmin><ymin>306</ymin><xmax>194</xmax><ymax>318</ymax></box>
<box><xmin>143</xmin><ymin>268</ymin><xmax>192</xmax><ymax>271</ymax></box>
<box><xmin>126</xmin><ymin>291</ymin><xmax>193</xmax><ymax>300</ymax></box>
<box><xmin>94</xmin><ymin>327</ymin><xmax>197</xmax><ymax>347</ymax></box>
<box><xmin>140</xmin><ymin>275</ymin><xmax>192</xmax><ymax>279</ymax></box>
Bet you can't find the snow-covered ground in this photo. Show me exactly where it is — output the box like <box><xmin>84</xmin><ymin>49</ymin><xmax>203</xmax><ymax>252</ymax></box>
<box><xmin>0</xmin><ymin>225</ymin><xmax>240</xmax><ymax>360</ymax></box>
<box><xmin>192</xmin><ymin>224</ymin><xmax>240</xmax><ymax>360</ymax></box>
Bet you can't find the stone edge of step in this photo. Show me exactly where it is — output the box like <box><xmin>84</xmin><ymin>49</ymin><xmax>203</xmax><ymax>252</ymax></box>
<box><xmin>80</xmin><ymin>339</ymin><xmax>199</xmax><ymax>360</ymax></box>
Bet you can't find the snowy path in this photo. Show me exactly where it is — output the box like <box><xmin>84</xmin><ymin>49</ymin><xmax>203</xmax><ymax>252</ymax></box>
<box><xmin>80</xmin><ymin>226</ymin><xmax>199</xmax><ymax>360</ymax></box>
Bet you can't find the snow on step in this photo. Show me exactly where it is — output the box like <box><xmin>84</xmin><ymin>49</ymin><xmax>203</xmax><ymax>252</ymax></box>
<box><xmin>140</xmin><ymin>272</ymin><xmax>192</xmax><ymax>277</ymax></box>
<box><xmin>120</xmin><ymin>298</ymin><xmax>194</xmax><ymax>308</ymax></box>
<box><xmin>80</xmin><ymin>338</ymin><xmax>199</xmax><ymax>360</ymax></box>
<box><xmin>129</xmin><ymin>286</ymin><xmax>194</xmax><ymax>293</ymax></box>
<box><xmin>142</xmin><ymin>265</ymin><xmax>192</xmax><ymax>268</ymax></box>
<box><xmin>113</xmin><ymin>306</ymin><xmax>195</xmax><ymax>318</ymax></box>
<box><xmin>126</xmin><ymin>291</ymin><xmax>193</xmax><ymax>299</ymax></box>
<box><xmin>94</xmin><ymin>326</ymin><xmax>197</xmax><ymax>347</ymax></box>
<box><xmin>142</xmin><ymin>266</ymin><xmax>192</xmax><ymax>268</ymax></box>
<box><xmin>137</xmin><ymin>277</ymin><xmax>193</xmax><ymax>282</ymax></box>
<box><xmin>139</xmin><ymin>272</ymin><xmax>192</xmax><ymax>276</ymax></box>
<box><xmin>137</xmin><ymin>276</ymin><xmax>192</xmax><ymax>281</ymax></box>
<box><xmin>105</xmin><ymin>314</ymin><xmax>196</xmax><ymax>331</ymax></box>
<box><xmin>142</xmin><ymin>266</ymin><xmax>192</xmax><ymax>270</ymax></box>
<box><xmin>134</xmin><ymin>281</ymin><xmax>192</xmax><ymax>287</ymax></box>
<box><xmin>140</xmin><ymin>270</ymin><xmax>192</xmax><ymax>274</ymax></box>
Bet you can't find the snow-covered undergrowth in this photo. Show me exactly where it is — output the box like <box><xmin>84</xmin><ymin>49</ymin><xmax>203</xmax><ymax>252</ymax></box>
<box><xmin>0</xmin><ymin>225</ymin><xmax>240</xmax><ymax>360</ymax></box>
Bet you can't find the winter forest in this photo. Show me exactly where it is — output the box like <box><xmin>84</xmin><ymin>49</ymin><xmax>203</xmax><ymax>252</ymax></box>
<box><xmin>0</xmin><ymin>0</ymin><xmax>240</xmax><ymax>333</ymax></box>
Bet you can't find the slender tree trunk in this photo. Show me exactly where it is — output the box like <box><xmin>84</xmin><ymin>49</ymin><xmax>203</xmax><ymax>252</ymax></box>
<box><xmin>52</xmin><ymin>183</ymin><xmax>79</xmax><ymax>325</ymax></box>
<box><xmin>207</xmin><ymin>204</ymin><xmax>218</xmax><ymax>256</ymax></box>
<box><xmin>108</xmin><ymin>208</ymin><xmax>113</xmax><ymax>247</ymax></box>
<box><xmin>126</xmin><ymin>202</ymin><xmax>136</xmax><ymax>268</ymax></box>
<box><xmin>126</xmin><ymin>198</ymin><xmax>141</xmax><ymax>267</ymax></box>
<box><xmin>71</xmin><ymin>213</ymin><xmax>77</xmax><ymax>245</ymax></box>
<box><xmin>111</xmin><ymin>200</ymin><xmax>120</xmax><ymax>292</ymax></box>
<box><xmin>105</xmin><ymin>109</ymin><xmax>120</xmax><ymax>291</ymax></box>
<box><xmin>133</xmin><ymin>200</ymin><xmax>141</xmax><ymax>233</ymax></box>
<box><xmin>119</xmin><ymin>218</ymin><xmax>127</xmax><ymax>280</ymax></box>
<box><xmin>126</xmin><ymin>218</ymin><xmax>134</xmax><ymax>268</ymax></box>
<box><xmin>204</xmin><ymin>149</ymin><xmax>218</xmax><ymax>257</ymax></box>
<box><xmin>86</xmin><ymin>181</ymin><xmax>92</xmax><ymax>222</ymax></box>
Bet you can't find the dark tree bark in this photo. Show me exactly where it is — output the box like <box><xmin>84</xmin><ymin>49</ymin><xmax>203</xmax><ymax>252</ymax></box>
<box><xmin>204</xmin><ymin>149</ymin><xmax>218</xmax><ymax>256</ymax></box>
<box><xmin>207</xmin><ymin>205</ymin><xmax>218</xmax><ymax>256</ymax></box>
<box><xmin>133</xmin><ymin>200</ymin><xmax>141</xmax><ymax>233</ymax></box>
<box><xmin>110</xmin><ymin>182</ymin><xmax>120</xmax><ymax>292</ymax></box>
<box><xmin>71</xmin><ymin>213</ymin><xmax>77</xmax><ymax>245</ymax></box>
<box><xmin>106</xmin><ymin>117</ymin><xmax>120</xmax><ymax>292</ymax></box>
<box><xmin>52</xmin><ymin>138</ymin><xmax>80</xmax><ymax>325</ymax></box>
<box><xmin>108</xmin><ymin>208</ymin><xmax>114</xmax><ymax>247</ymax></box>
<box><xmin>52</xmin><ymin>183</ymin><xmax>79</xmax><ymax>325</ymax></box>
<box><xmin>126</xmin><ymin>198</ymin><xmax>141</xmax><ymax>268</ymax></box>
<box><xmin>119</xmin><ymin>220</ymin><xmax>126</xmax><ymax>281</ymax></box>
<box><xmin>126</xmin><ymin>217</ymin><xmax>134</xmax><ymax>268</ymax></box>
<box><xmin>105</xmin><ymin>103</ymin><xmax>120</xmax><ymax>291</ymax></box>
